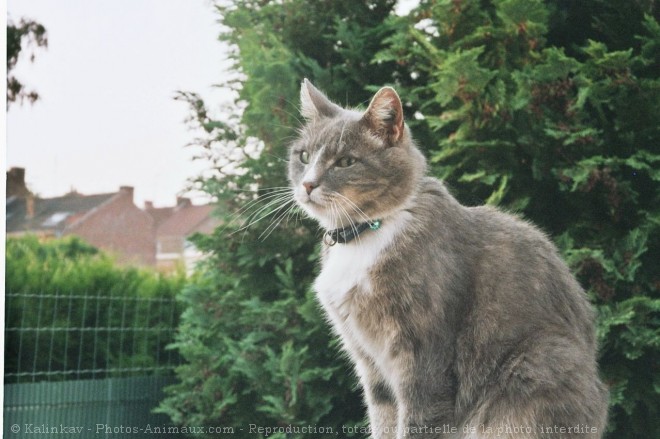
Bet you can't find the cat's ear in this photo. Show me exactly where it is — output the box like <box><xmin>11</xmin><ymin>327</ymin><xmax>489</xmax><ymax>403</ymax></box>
<box><xmin>300</xmin><ymin>78</ymin><xmax>341</xmax><ymax>120</ymax></box>
<box><xmin>362</xmin><ymin>87</ymin><xmax>405</xmax><ymax>143</ymax></box>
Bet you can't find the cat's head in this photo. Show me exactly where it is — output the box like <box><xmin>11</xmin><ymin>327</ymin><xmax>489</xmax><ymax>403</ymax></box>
<box><xmin>289</xmin><ymin>79</ymin><xmax>426</xmax><ymax>230</ymax></box>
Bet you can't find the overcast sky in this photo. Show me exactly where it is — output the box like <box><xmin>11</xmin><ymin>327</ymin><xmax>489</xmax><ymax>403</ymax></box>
<box><xmin>6</xmin><ymin>1</ymin><xmax>419</xmax><ymax>208</ymax></box>
<box><xmin>7</xmin><ymin>0</ymin><xmax>232</xmax><ymax>207</ymax></box>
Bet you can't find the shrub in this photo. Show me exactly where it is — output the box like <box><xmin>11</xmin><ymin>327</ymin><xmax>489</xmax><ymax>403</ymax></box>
<box><xmin>5</xmin><ymin>235</ymin><xmax>185</xmax><ymax>382</ymax></box>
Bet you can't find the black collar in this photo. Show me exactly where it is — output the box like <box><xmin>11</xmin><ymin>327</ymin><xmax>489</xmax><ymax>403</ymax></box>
<box><xmin>323</xmin><ymin>219</ymin><xmax>382</xmax><ymax>246</ymax></box>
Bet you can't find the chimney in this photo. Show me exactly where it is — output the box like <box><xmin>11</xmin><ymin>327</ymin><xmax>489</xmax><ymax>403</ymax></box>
<box><xmin>144</xmin><ymin>201</ymin><xmax>154</xmax><ymax>210</ymax></box>
<box><xmin>7</xmin><ymin>167</ymin><xmax>30</xmax><ymax>198</ymax></box>
<box><xmin>119</xmin><ymin>186</ymin><xmax>134</xmax><ymax>202</ymax></box>
<box><xmin>8</xmin><ymin>167</ymin><xmax>25</xmax><ymax>183</ymax></box>
<box><xmin>176</xmin><ymin>197</ymin><xmax>191</xmax><ymax>208</ymax></box>
<box><xmin>26</xmin><ymin>193</ymin><xmax>35</xmax><ymax>219</ymax></box>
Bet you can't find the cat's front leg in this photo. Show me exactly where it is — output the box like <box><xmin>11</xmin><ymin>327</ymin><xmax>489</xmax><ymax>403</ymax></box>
<box><xmin>353</xmin><ymin>355</ymin><xmax>399</xmax><ymax>439</ymax></box>
<box><xmin>394</xmin><ymin>400</ymin><xmax>457</xmax><ymax>439</ymax></box>
<box><xmin>392</xmin><ymin>356</ymin><xmax>458</xmax><ymax>439</ymax></box>
<box><xmin>364</xmin><ymin>379</ymin><xmax>399</xmax><ymax>439</ymax></box>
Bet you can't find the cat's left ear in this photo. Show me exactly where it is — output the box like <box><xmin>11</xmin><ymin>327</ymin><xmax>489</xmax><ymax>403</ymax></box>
<box><xmin>362</xmin><ymin>87</ymin><xmax>405</xmax><ymax>144</ymax></box>
<box><xmin>300</xmin><ymin>78</ymin><xmax>342</xmax><ymax>120</ymax></box>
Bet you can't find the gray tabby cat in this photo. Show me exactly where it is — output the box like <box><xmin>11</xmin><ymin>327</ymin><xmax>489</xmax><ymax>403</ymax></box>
<box><xmin>288</xmin><ymin>79</ymin><xmax>608</xmax><ymax>438</ymax></box>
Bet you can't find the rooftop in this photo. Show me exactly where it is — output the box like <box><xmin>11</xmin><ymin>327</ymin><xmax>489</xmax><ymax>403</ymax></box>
<box><xmin>6</xmin><ymin>192</ymin><xmax>116</xmax><ymax>235</ymax></box>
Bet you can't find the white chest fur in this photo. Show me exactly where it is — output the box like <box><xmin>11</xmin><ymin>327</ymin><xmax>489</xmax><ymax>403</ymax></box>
<box><xmin>314</xmin><ymin>212</ymin><xmax>411</xmax><ymax>389</ymax></box>
<box><xmin>314</xmin><ymin>212</ymin><xmax>410</xmax><ymax>315</ymax></box>
<box><xmin>314</xmin><ymin>242</ymin><xmax>372</xmax><ymax>311</ymax></box>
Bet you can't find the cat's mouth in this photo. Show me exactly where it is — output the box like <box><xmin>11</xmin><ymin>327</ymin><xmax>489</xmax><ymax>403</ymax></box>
<box><xmin>296</xmin><ymin>193</ymin><xmax>335</xmax><ymax>228</ymax></box>
<box><xmin>297</xmin><ymin>188</ymin><xmax>373</xmax><ymax>230</ymax></box>
<box><xmin>297</xmin><ymin>190</ymin><xmax>327</xmax><ymax>211</ymax></box>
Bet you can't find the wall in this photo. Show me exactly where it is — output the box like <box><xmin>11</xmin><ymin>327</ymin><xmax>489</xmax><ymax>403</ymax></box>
<box><xmin>67</xmin><ymin>188</ymin><xmax>156</xmax><ymax>265</ymax></box>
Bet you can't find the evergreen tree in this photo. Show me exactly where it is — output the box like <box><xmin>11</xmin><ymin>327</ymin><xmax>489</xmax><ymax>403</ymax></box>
<box><xmin>159</xmin><ymin>1</ymin><xmax>397</xmax><ymax>436</ymax></box>
<box><xmin>161</xmin><ymin>1</ymin><xmax>659</xmax><ymax>437</ymax></box>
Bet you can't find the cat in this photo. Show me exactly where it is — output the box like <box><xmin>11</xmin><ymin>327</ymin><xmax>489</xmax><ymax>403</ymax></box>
<box><xmin>288</xmin><ymin>79</ymin><xmax>609</xmax><ymax>438</ymax></box>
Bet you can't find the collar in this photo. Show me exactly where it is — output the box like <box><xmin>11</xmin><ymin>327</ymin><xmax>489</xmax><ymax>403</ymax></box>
<box><xmin>323</xmin><ymin>219</ymin><xmax>382</xmax><ymax>246</ymax></box>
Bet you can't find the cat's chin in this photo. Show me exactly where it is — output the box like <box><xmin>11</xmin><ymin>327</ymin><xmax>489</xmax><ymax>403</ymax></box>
<box><xmin>298</xmin><ymin>202</ymin><xmax>333</xmax><ymax>229</ymax></box>
<box><xmin>296</xmin><ymin>200</ymin><xmax>349</xmax><ymax>230</ymax></box>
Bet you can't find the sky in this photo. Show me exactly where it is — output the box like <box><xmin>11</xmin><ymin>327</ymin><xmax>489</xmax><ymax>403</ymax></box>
<box><xmin>6</xmin><ymin>1</ymin><xmax>419</xmax><ymax>208</ymax></box>
<box><xmin>6</xmin><ymin>0</ymin><xmax>233</xmax><ymax>207</ymax></box>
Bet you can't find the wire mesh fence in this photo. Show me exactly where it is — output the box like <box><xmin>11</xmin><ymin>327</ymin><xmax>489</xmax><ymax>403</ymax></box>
<box><xmin>4</xmin><ymin>375</ymin><xmax>179</xmax><ymax>438</ymax></box>
<box><xmin>4</xmin><ymin>291</ymin><xmax>183</xmax><ymax>438</ymax></box>
<box><xmin>5</xmin><ymin>291</ymin><xmax>181</xmax><ymax>383</ymax></box>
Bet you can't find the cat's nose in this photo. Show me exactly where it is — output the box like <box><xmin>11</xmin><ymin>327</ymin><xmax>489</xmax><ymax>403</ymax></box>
<box><xmin>303</xmin><ymin>181</ymin><xmax>318</xmax><ymax>195</ymax></box>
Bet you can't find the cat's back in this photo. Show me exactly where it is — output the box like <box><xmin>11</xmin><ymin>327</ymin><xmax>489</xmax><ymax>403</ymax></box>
<box><xmin>412</xmin><ymin>178</ymin><xmax>606</xmax><ymax>417</ymax></box>
<box><xmin>411</xmin><ymin>176</ymin><xmax>561</xmax><ymax>266</ymax></box>
<box><xmin>415</xmin><ymin>177</ymin><xmax>583</xmax><ymax>297</ymax></box>
<box><xmin>406</xmin><ymin>177</ymin><xmax>596</xmax><ymax>342</ymax></box>
<box><xmin>466</xmin><ymin>202</ymin><xmax>594</xmax><ymax>328</ymax></box>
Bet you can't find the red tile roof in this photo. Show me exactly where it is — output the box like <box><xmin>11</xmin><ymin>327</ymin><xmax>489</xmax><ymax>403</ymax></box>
<box><xmin>157</xmin><ymin>204</ymin><xmax>218</xmax><ymax>237</ymax></box>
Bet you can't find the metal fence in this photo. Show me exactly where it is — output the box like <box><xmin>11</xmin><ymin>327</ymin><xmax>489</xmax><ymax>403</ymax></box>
<box><xmin>5</xmin><ymin>292</ymin><xmax>180</xmax><ymax>383</ymax></box>
<box><xmin>4</xmin><ymin>292</ymin><xmax>182</xmax><ymax>438</ymax></box>
<box><xmin>4</xmin><ymin>375</ymin><xmax>178</xmax><ymax>438</ymax></box>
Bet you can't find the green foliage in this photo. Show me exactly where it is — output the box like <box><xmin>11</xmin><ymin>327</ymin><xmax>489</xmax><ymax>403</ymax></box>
<box><xmin>158</xmin><ymin>260</ymin><xmax>364</xmax><ymax>436</ymax></box>
<box><xmin>159</xmin><ymin>1</ymin><xmax>400</xmax><ymax>436</ymax></box>
<box><xmin>5</xmin><ymin>235</ymin><xmax>185</xmax><ymax>382</ymax></box>
<box><xmin>6</xmin><ymin>235</ymin><xmax>184</xmax><ymax>297</ymax></box>
<box><xmin>162</xmin><ymin>1</ymin><xmax>659</xmax><ymax>437</ymax></box>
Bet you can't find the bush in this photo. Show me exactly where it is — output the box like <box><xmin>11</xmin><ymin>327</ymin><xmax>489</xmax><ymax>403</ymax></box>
<box><xmin>5</xmin><ymin>235</ymin><xmax>185</xmax><ymax>382</ymax></box>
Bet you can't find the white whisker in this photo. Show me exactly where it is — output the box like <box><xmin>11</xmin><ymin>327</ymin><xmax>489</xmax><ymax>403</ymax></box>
<box><xmin>335</xmin><ymin>199</ymin><xmax>362</xmax><ymax>249</ymax></box>
<box><xmin>232</xmin><ymin>191</ymin><xmax>292</xmax><ymax>220</ymax></box>
<box><xmin>258</xmin><ymin>199</ymin><xmax>298</xmax><ymax>241</ymax></box>
<box><xmin>226</xmin><ymin>188</ymin><xmax>296</xmax><ymax>238</ymax></box>
<box><xmin>241</xmin><ymin>194</ymin><xmax>292</xmax><ymax>226</ymax></box>
<box><xmin>222</xmin><ymin>187</ymin><xmax>294</xmax><ymax>227</ymax></box>
<box><xmin>332</xmin><ymin>191</ymin><xmax>372</xmax><ymax>225</ymax></box>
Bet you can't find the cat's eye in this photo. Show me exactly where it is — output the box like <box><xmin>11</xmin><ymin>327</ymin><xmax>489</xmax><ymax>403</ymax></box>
<box><xmin>299</xmin><ymin>151</ymin><xmax>310</xmax><ymax>164</ymax></box>
<box><xmin>336</xmin><ymin>157</ymin><xmax>356</xmax><ymax>168</ymax></box>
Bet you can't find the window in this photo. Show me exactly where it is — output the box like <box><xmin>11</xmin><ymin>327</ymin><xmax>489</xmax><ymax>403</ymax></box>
<box><xmin>42</xmin><ymin>212</ymin><xmax>71</xmax><ymax>227</ymax></box>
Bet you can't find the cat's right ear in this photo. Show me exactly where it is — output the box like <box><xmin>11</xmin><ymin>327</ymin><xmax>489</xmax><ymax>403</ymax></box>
<box><xmin>300</xmin><ymin>78</ymin><xmax>341</xmax><ymax>120</ymax></box>
<box><xmin>362</xmin><ymin>87</ymin><xmax>405</xmax><ymax>144</ymax></box>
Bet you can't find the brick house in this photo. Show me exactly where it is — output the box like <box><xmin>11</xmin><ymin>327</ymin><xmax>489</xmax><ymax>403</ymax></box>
<box><xmin>7</xmin><ymin>168</ymin><xmax>155</xmax><ymax>265</ymax></box>
<box><xmin>6</xmin><ymin>168</ymin><xmax>219</xmax><ymax>269</ymax></box>
<box><xmin>146</xmin><ymin>198</ymin><xmax>219</xmax><ymax>272</ymax></box>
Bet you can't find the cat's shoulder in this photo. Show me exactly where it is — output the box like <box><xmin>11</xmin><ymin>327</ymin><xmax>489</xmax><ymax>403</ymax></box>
<box><xmin>414</xmin><ymin>176</ymin><xmax>556</xmax><ymax>249</ymax></box>
<box><xmin>409</xmin><ymin>177</ymin><xmax>471</xmax><ymax>227</ymax></box>
<box><xmin>418</xmin><ymin>177</ymin><xmax>454</xmax><ymax>200</ymax></box>
<box><xmin>469</xmin><ymin>203</ymin><xmax>557</xmax><ymax>253</ymax></box>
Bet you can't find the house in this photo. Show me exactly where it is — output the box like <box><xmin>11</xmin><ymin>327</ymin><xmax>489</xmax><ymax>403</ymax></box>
<box><xmin>6</xmin><ymin>167</ymin><xmax>220</xmax><ymax>270</ymax></box>
<box><xmin>146</xmin><ymin>197</ymin><xmax>219</xmax><ymax>272</ymax></box>
<box><xmin>7</xmin><ymin>168</ymin><xmax>155</xmax><ymax>266</ymax></box>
